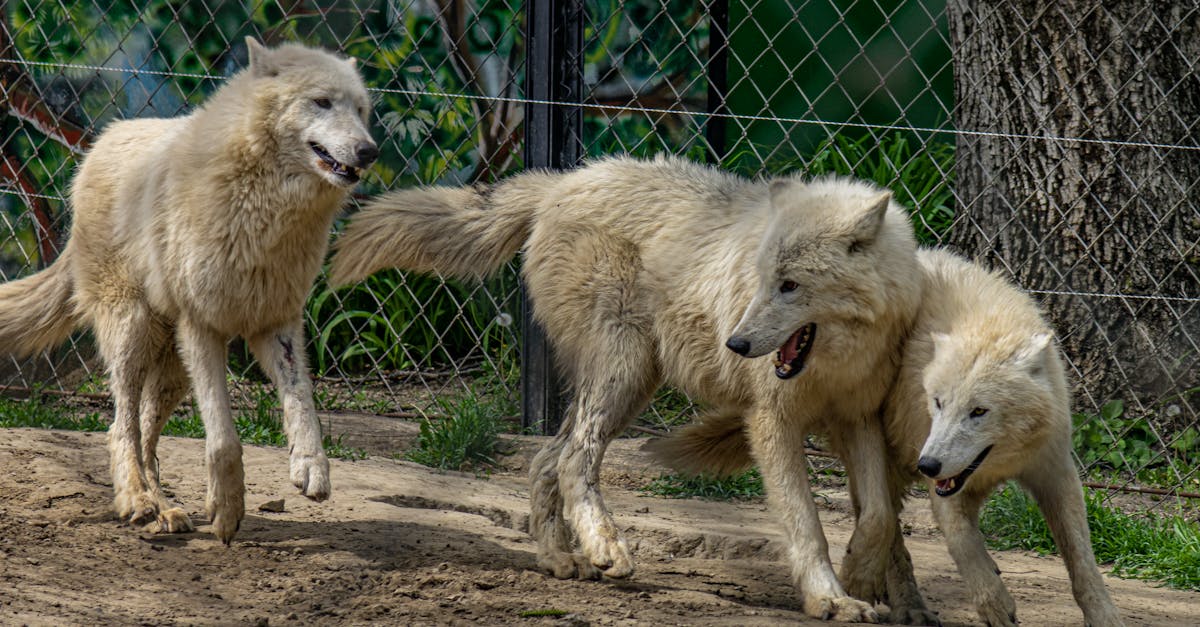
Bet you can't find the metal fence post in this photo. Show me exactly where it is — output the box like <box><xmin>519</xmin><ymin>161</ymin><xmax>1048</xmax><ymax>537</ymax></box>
<box><xmin>705</xmin><ymin>0</ymin><xmax>729</xmax><ymax>163</ymax></box>
<box><xmin>521</xmin><ymin>0</ymin><xmax>583</xmax><ymax>435</ymax></box>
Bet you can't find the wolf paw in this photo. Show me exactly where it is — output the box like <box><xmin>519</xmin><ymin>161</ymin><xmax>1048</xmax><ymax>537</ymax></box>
<box><xmin>536</xmin><ymin>549</ymin><xmax>603</xmax><ymax>580</ymax></box>
<box><xmin>579</xmin><ymin>533</ymin><xmax>635</xmax><ymax>579</ymax></box>
<box><xmin>803</xmin><ymin>595</ymin><xmax>880</xmax><ymax>623</ymax></box>
<box><xmin>206</xmin><ymin>483</ymin><xmax>245</xmax><ymax>545</ymax></box>
<box><xmin>886</xmin><ymin>604</ymin><xmax>942</xmax><ymax>626</ymax></box>
<box><xmin>153</xmin><ymin>507</ymin><xmax>195</xmax><ymax>534</ymax></box>
<box><xmin>291</xmin><ymin>452</ymin><xmax>331</xmax><ymax>501</ymax></box>
<box><xmin>977</xmin><ymin>592</ymin><xmax>1018</xmax><ymax>627</ymax></box>
<box><xmin>117</xmin><ymin>491</ymin><xmax>160</xmax><ymax>527</ymax></box>
<box><xmin>840</xmin><ymin>561</ymin><xmax>887</xmax><ymax>605</ymax></box>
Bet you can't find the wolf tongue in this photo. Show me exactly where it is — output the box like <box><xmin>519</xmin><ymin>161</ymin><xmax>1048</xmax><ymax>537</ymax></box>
<box><xmin>780</xmin><ymin>330</ymin><xmax>801</xmax><ymax>363</ymax></box>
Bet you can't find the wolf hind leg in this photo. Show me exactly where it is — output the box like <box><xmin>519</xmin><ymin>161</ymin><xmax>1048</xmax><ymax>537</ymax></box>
<box><xmin>95</xmin><ymin>301</ymin><xmax>159</xmax><ymax>527</ymax></box>
<box><xmin>138</xmin><ymin>329</ymin><xmax>194</xmax><ymax>533</ymax></box>
<box><xmin>529</xmin><ymin>413</ymin><xmax>601</xmax><ymax>580</ymax></box>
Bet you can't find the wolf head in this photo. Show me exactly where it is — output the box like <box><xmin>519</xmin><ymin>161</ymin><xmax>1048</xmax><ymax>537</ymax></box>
<box><xmin>725</xmin><ymin>177</ymin><xmax>917</xmax><ymax>380</ymax></box>
<box><xmin>917</xmin><ymin>331</ymin><xmax>1062</xmax><ymax>497</ymax></box>
<box><xmin>242</xmin><ymin>38</ymin><xmax>377</xmax><ymax>187</ymax></box>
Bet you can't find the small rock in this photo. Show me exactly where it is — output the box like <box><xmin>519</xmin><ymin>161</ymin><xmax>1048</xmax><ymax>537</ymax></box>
<box><xmin>634</xmin><ymin>506</ymin><xmax>649</xmax><ymax>514</ymax></box>
<box><xmin>259</xmin><ymin>499</ymin><xmax>286</xmax><ymax>513</ymax></box>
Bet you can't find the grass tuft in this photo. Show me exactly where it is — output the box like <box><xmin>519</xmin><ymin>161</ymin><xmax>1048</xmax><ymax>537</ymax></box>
<box><xmin>405</xmin><ymin>386</ymin><xmax>513</xmax><ymax>471</ymax></box>
<box><xmin>643</xmin><ymin>468</ymin><xmax>764</xmax><ymax>500</ymax></box>
<box><xmin>980</xmin><ymin>483</ymin><xmax>1200</xmax><ymax>590</ymax></box>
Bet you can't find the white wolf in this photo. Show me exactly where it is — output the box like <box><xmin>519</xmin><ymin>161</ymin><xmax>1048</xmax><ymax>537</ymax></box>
<box><xmin>658</xmin><ymin>248</ymin><xmax>1124</xmax><ymax>626</ymax></box>
<box><xmin>0</xmin><ymin>38</ymin><xmax>377</xmax><ymax>543</ymax></box>
<box><xmin>330</xmin><ymin>155</ymin><xmax>924</xmax><ymax>622</ymax></box>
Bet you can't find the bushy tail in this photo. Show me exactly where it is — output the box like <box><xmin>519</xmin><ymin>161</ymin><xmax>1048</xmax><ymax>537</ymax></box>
<box><xmin>0</xmin><ymin>247</ymin><xmax>78</xmax><ymax>357</ymax></box>
<box><xmin>330</xmin><ymin>171</ymin><xmax>559</xmax><ymax>286</ymax></box>
<box><xmin>643</xmin><ymin>408</ymin><xmax>755</xmax><ymax>477</ymax></box>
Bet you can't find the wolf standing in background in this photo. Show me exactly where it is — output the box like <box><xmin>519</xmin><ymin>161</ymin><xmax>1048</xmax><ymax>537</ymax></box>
<box><xmin>331</xmin><ymin>155</ymin><xmax>924</xmax><ymax>622</ymax></box>
<box><xmin>660</xmin><ymin>249</ymin><xmax>1124</xmax><ymax>626</ymax></box>
<box><xmin>0</xmin><ymin>38</ymin><xmax>377</xmax><ymax>544</ymax></box>
<box><xmin>868</xmin><ymin>249</ymin><xmax>1124</xmax><ymax>626</ymax></box>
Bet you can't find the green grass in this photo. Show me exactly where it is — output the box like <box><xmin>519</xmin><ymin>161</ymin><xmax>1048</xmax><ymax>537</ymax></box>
<box><xmin>980</xmin><ymin>483</ymin><xmax>1200</xmax><ymax>590</ymax></box>
<box><xmin>404</xmin><ymin>385</ymin><xmax>514</xmax><ymax>471</ymax></box>
<box><xmin>0</xmin><ymin>385</ymin><xmax>368</xmax><ymax>460</ymax></box>
<box><xmin>643</xmin><ymin>468</ymin><xmax>765</xmax><ymax>500</ymax></box>
<box><xmin>0</xmin><ymin>392</ymin><xmax>107</xmax><ymax>431</ymax></box>
<box><xmin>518</xmin><ymin>608</ymin><xmax>568</xmax><ymax>618</ymax></box>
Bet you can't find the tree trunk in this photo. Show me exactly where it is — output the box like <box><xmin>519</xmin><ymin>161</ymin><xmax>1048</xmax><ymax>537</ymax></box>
<box><xmin>947</xmin><ymin>1</ymin><xmax>1200</xmax><ymax>429</ymax></box>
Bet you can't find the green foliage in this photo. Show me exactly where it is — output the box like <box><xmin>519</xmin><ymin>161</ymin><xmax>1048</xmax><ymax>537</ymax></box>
<box><xmin>728</xmin><ymin>132</ymin><xmax>956</xmax><ymax>244</ymax></box>
<box><xmin>980</xmin><ymin>483</ymin><xmax>1200</xmax><ymax>590</ymax></box>
<box><xmin>308</xmin><ymin>267</ymin><xmax>520</xmax><ymax>376</ymax></box>
<box><xmin>322</xmin><ymin>434</ymin><xmax>369</xmax><ymax>461</ymax></box>
<box><xmin>519</xmin><ymin>609</ymin><xmax>568</xmax><ymax>618</ymax></box>
<box><xmin>405</xmin><ymin>385</ymin><xmax>515</xmax><ymax>471</ymax></box>
<box><xmin>643</xmin><ymin>468</ymin><xmax>764</xmax><ymax>500</ymax></box>
<box><xmin>0</xmin><ymin>391</ymin><xmax>106</xmax><ymax>431</ymax></box>
<box><xmin>1073</xmin><ymin>400</ymin><xmax>1200</xmax><ymax>488</ymax></box>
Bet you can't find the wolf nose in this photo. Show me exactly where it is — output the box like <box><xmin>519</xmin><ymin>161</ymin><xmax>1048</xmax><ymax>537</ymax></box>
<box><xmin>725</xmin><ymin>336</ymin><xmax>751</xmax><ymax>356</ymax></box>
<box><xmin>354</xmin><ymin>141</ymin><xmax>379</xmax><ymax>167</ymax></box>
<box><xmin>917</xmin><ymin>456</ymin><xmax>942</xmax><ymax>478</ymax></box>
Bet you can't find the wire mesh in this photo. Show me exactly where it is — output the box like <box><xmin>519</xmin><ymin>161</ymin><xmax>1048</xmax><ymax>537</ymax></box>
<box><xmin>0</xmin><ymin>0</ymin><xmax>1196</xmax><ymax>506</ymax></box>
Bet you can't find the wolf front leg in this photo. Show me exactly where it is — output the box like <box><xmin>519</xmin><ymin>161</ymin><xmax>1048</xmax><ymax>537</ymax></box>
<box><xmin>746</xmin><ymin>408</ymin><xmax>879</xmax><ymax>623</ymax></box>
<box><xmin>929</xmin><ymin>486</ymin><xmax>1017</xmax><ymax>627</ymax></box>
<box><xmin>176</xmin><ymin>316</ymin><xmax>244</xmax><ymax>544</ymax></box>
<box><xmin>836</xmin><ymin>415</ymin><xmax>898</xmax><ymax>605</ymax></box>
<box><xmin>248</xmin><ymin>322</ymin><xmax>331</xmax><ymax>501</ymax></box>
<box><xmin>1020</xmin><ymin>449</ymin><xmax>1124</xmax><ymax>627</ymax></box>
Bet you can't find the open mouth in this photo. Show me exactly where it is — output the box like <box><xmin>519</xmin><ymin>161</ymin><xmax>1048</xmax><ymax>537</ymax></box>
<box><xmin>934</xmin><ymin>445</ymin><xmax>993</xmax><ymax>497</ymax></box>
<box><xmin>772</xmin><ymin>322</ymin><xmax>817</xmax><ymax>379</ymax></box>
<box><xmin>310</xmin><ymin>142</ymin><xmax>361</xmax><ymax>183</ymax></box>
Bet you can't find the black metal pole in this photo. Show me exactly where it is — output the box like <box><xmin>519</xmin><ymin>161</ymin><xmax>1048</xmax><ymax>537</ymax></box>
<box><xmin>706</xmin><ymin>0</ymin><xmax>730</xmax><ymax>164</ymax></box>
<box><xmin>521</xmin><ymin>0</ymin><xmax>583</xmax><ymax>435</ymax></box>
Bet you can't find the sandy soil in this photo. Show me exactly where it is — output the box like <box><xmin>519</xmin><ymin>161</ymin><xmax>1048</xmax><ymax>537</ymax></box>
<box><xmin>0</xmin><ymin>420</ymin><xmax>1197</xmax><ymax>626</ymax></box>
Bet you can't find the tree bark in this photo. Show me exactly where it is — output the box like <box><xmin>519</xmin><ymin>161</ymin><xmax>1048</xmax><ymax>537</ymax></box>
<box><xmin>947</xmin><ymin>0</ymin><xmax>1200</xmax><ymax>425</ymax></box>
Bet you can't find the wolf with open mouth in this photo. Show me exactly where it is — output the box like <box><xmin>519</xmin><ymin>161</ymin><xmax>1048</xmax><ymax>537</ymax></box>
<box><xmin>0</xmin><ymin>38</ymin><xmax>376</xmax><ymax>545</ymax></box>
<box><xmin>330</xmin><ymin>156</ymin><xmax>924</xmax><ymax>623</ymax></box>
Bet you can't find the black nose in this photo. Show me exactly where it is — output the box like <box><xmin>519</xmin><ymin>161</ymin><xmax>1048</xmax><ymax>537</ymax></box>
<box><xmin>354</xmin><ymin>141</ymin><xmax>379</xmax><ymax>167</ymax></box>
<box><xmin>916</xmin><ymin>456</ymin><xmax>942</xmax><ymax>478</ymax></box>
<box><xmin>725</xmin><ymin>336</ymin><xmax>751</xmax><ymax>356</ymax></box>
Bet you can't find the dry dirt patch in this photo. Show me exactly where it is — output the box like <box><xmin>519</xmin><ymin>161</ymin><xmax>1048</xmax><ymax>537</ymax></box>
<box><xmin>0</xmin><ymin>426</ymin><xmax>1196</xmax><ymax>626</ymax></box>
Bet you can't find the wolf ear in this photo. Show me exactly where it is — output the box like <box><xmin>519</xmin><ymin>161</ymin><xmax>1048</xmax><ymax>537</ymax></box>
<box><xmin>1012</xmin><ymin>332</ymin><xmax>1053</xmax><ymax>378</ymax></box>
<box><xmin>346</xmin><ymin>57</ymin><xmax>357</xmax><ymax>69</ymax></box>
<box><xmin>245</xmin><ymin>37</ymin><xmax>277</xmax><ymax>78</ymax></box>
<box><xmin>768</xmin><ymin>179</ymin><xmax>793</xmax><ymax>212</ymax></box>
<box><xmin>852</xmin><ymin>191</ymin><xmax>891</xmax><ymax>242</ymax></box>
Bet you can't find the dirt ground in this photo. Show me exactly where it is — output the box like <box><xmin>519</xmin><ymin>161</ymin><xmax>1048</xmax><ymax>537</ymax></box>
<box><xmin>1</xmin><ymin>415</ymin><xmax>1197</xmax><ymax>626</ymax></box>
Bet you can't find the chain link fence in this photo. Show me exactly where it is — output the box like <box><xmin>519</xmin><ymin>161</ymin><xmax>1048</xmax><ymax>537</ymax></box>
<box><xmin>1</xmin><ymin>1</ymin><xmax>1196</xmax><ymax>508</ymax></box>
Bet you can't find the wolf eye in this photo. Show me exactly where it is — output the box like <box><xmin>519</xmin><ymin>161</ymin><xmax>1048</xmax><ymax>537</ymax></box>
<box><xmin>848</xmin><ymin>240</ymin><xmax>865</xmax><ymax>254</ymax></box>
<box><xmin>969</xmin><ymin>407</ymin><xmax>988</xmax><ymax>418</ymax></box>
<box><xmin>780</xmin><ymin>280</ymin><xmax>798</xmax><ymax>293</ymax></box>
<box><xmin>934</xmin><ymin>397</ymin><xmax>942</xmax><ymax>410</ymax></box>
<box><xmin>314</xmin><ymin>97</ymin><xmax>332</xmax><ymax>109</ymax></box>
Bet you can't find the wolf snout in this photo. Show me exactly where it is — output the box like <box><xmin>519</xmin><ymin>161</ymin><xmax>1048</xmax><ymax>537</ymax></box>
<box><xmin>725</xmin><ymin>336</ymin><xmax>751</xmax><ymax>356</ymax></box>
<box><xmin>916</xmin><ymin>456</ymin><xmax>942</xmax><ymax>478</ymax></box>
<box><xmin>354</xmin><ymin>141</ymin><xmax>379</xmax><ymax>167</ymax></box>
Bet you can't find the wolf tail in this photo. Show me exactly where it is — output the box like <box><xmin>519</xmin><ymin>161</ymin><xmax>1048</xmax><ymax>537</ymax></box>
<box><xmin>643</xmin><ymin>408</ymin><xmax>755</xmax><ymax>477</ymax></box>
<box><xmin>329</xmin><ymin>171</ymin><xmax>558</xmax><ymax>286</ymax></box>
<box><xmin>0</xmin><ymin>247</ymin><xmax>79</xmax><ymax>357</ymax></box>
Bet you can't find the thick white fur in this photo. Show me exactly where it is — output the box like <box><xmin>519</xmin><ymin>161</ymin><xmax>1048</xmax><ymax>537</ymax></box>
<box><xmin>868</xmin><ymin>249</ymin><xmax>1123</xmax><ymax>626</ymax></box>
<box><xmin>0</xmin><ymin>39</ymin><xmax>375</xmax><ymax>544</ymax></box>
<box><xmin>332</xmin><ymin>155</ymin><xmax>923</xmax><ymax>623</ymax></box>
<box><xmin>654</xmin><ymin>249</ymin><xmax>1124</xmax><ymax>626</ymax></box>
